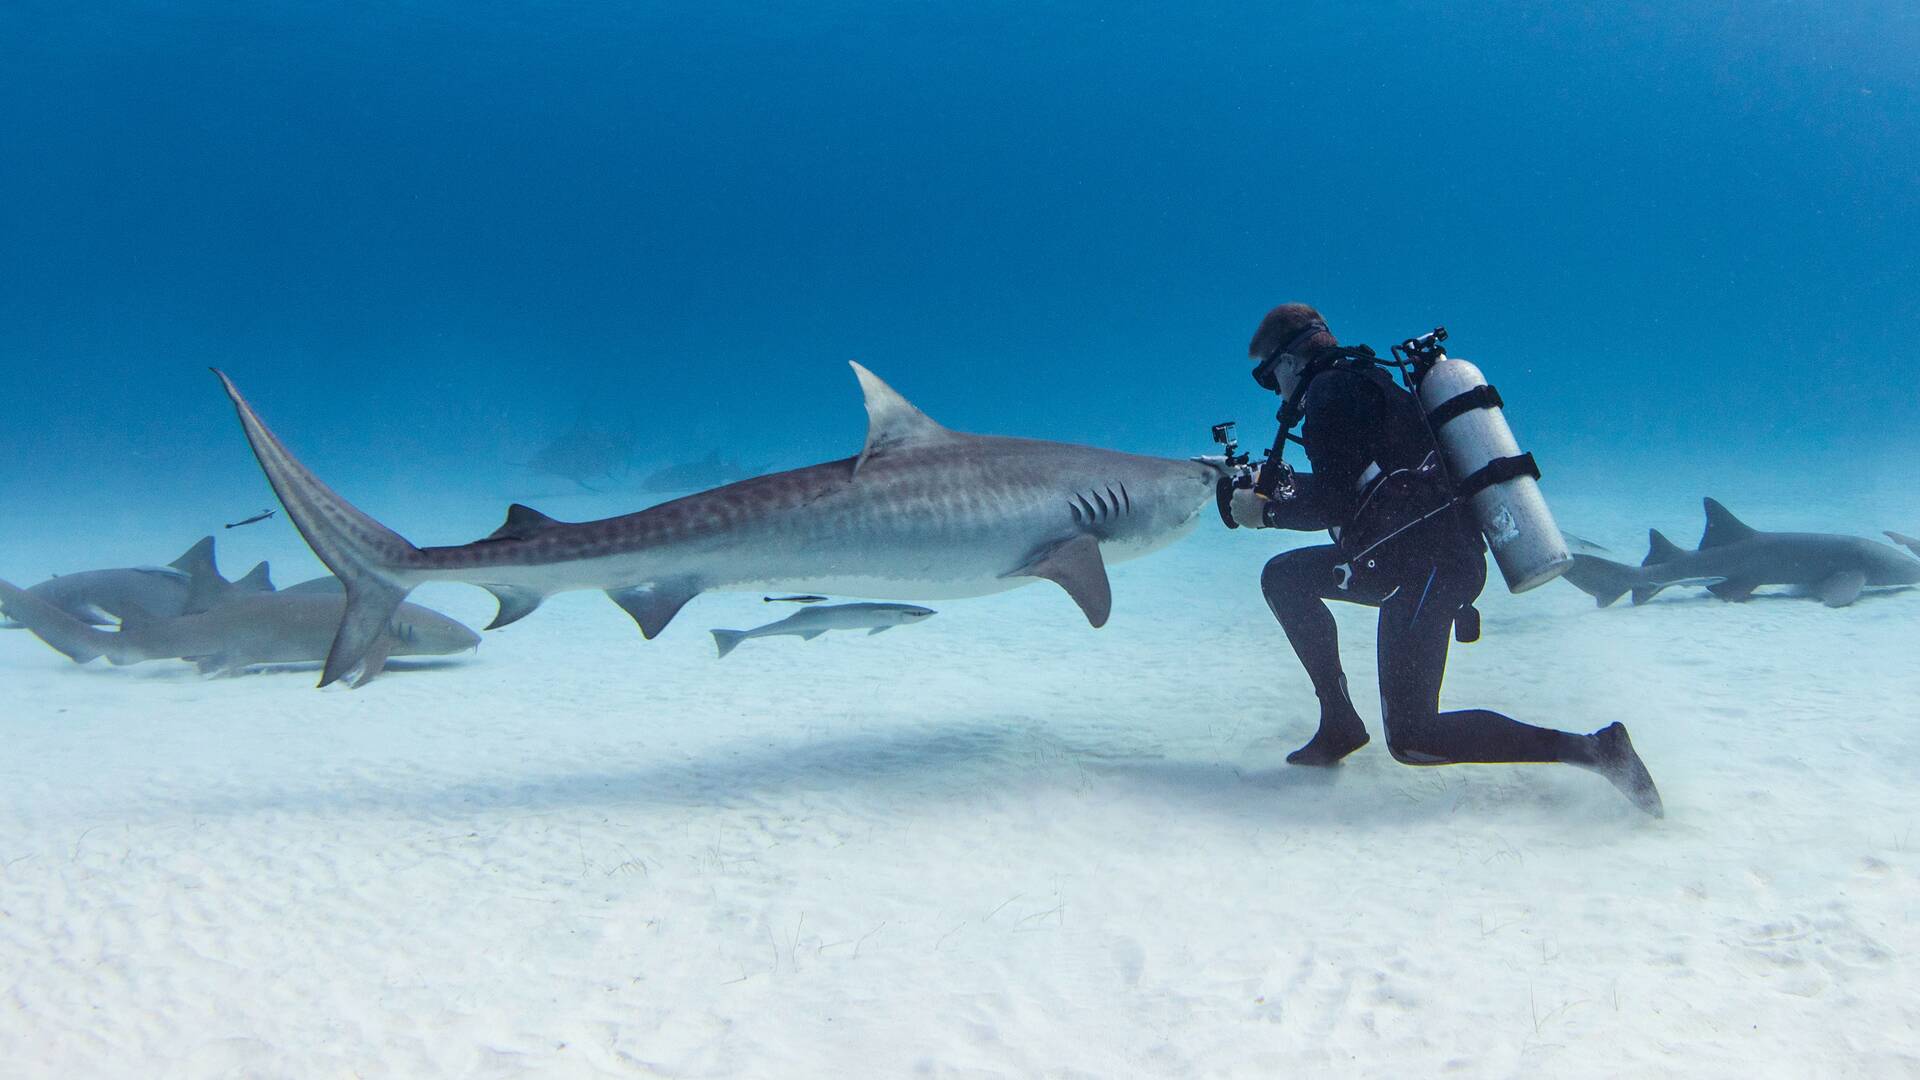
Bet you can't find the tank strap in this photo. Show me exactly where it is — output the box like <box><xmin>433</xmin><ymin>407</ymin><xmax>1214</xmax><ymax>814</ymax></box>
<box><xmin>1455</xmin><ymin>452</ymin><xmax>1540</xmax><ymax>501</ymax></box>
<box><xmin>1426</xmin><ymin>383</ymin><xmax>1504</xmax><ymax>429</ymax></box>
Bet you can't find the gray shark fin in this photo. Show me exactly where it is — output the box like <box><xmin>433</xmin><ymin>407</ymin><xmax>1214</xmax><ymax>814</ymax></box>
<box><xmin>801</xmin><ymin>630</ymin><xmax>827</xmax><ymax>640</ymax></box>
<box><xmin>0</xmin><ymin>578</ymin><xmax>120</xmax><ymax>664</ymax></box>
<box><xmin>325</xmin><ymin>580</ymin><xmax>409</xmax><ymax>687</ymax></box>
<box><xmin>1007</xmin><ymin>533</ymin><xmax>1112</xmax><ymax>627</ymax></box>
<box><xmin>1699</xmin><ymin>498</ymin><xmax>1757</xmax><ymax>549</ymax></box>
<box><xmin>235</xmin><ymin>562</ymin><xmax>274</xmax><ymax>592</ymax></box>
<box><xmin>347</xmin><ymin>639</ymin><xmax>393</xmax><ymax>689</ymax></box>
<box><xmin>711</xmin><ymin>629</ymin><xmax>747</xmax><ymax>658</ymax></box>
<box><xmin>168</xmin><ymin>536</ymin><xmax>219</xmax><ymax>577</ymax></box>
<box><xmin>1887</xmin><ymin>531</ymin><xmax>1920</xmax><ymax>559</ymax></box>
<box><xmin>213</xmin><ymin>370</ymin><xmax>426</xmax><ymax>687</ymax></box>
<box><xmin>866</xmin><ymin>625</ymin><xmax>893</xmax><ymax>635</ymax></box>
<box><xmin>482</xmin><ymin>585</ymin><xmax>546</xmax><ymax>629</ymax></box>
<box><xmin>850</xmin><ymin>362</ymin><xmax>950</xmax><ymax>477</ymax></box>
<box><xmin>485</xmin><ymin>504</ymin><xmax>565</xmax><ymax>543</ymax></box>
<box><xmin>1706</xmin><ymin>577</ymin><xmax>1760</xmax><ymax>602</ymax></box>
<box><xmin>608</xmin><ymin>580</ymin><xmax>701</xmax><ymax>639</ymax></box>
<box><xmin>1815</xmin><ymin>570</ymin><xmax>1867</xmax><ymax>608</ymax></box>
<box><xmin>1643</xmin><ymin>530</ymin><xmax>1684</xmax><ymax>566</ymax></box>
<box><xmin>1560</xmin><ymin>554</ymin><xmax>1636</xmax><ymax>607</ymax></box>
<box><xmin>1630</xmin><ymin>584</ymin><xmax>1669</xmax><ymax>606</ymax></box>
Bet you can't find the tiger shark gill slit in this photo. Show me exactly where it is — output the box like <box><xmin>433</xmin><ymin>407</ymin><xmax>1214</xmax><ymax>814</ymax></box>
<box><xmin>212</xmin><ymin>363</ymin><xmax>1223</xmax><ymax>687</ymax></box>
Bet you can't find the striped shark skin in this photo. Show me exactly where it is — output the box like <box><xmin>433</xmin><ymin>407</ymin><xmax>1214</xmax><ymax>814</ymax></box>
<box><xmin>213</xmin><ymin>362</ymin><xmax>1224</xmax><ymax>686</ymax></box>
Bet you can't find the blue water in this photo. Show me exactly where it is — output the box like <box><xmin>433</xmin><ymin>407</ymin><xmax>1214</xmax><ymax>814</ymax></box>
<box><xmin>4</xmin><ymin>3</ymin><xmax>1916</xmax><ymax>511</ymax></box>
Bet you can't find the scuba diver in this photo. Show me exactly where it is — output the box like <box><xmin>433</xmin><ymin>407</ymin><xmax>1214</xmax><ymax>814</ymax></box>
<box><xmin>1221</xmin><ymin>303</ymin><xmax>1663</xmax><ymax>816</ymax></box>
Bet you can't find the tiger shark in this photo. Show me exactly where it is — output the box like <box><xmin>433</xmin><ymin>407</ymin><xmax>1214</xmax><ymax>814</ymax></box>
<box><xmin>213</xmin><ymin>363</ymin><xmax>1223</xmax><ymax>687</ymax></box>
<box><xmin>1560</xmin><ymin>498</ymin><xmax>1920</xmax><ymax>608</ymax></box>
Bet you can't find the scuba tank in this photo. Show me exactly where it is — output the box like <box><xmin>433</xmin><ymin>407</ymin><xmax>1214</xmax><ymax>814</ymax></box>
<box><xmin>1400</xmin><ymin>331</ymin><xmax>1572</xmax><ymax>592</ymax></box>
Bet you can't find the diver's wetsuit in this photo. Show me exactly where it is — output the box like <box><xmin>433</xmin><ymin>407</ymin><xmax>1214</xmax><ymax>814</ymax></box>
<box><xmin>1259</xmin><ymin>364</ymin><xmax>1600</xmax><ymax>768</ymax></box>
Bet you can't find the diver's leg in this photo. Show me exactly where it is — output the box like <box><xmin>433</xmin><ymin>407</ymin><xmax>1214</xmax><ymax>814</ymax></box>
<box><xmin>1376</xmin><ymin>558</ymin><xmax>1664</xmax><ymax>815</ymax></box>
<box><xmin>1261</xmin><ymin>545</ymin><xmax>1377</xmax><ymax>765</ymax></box>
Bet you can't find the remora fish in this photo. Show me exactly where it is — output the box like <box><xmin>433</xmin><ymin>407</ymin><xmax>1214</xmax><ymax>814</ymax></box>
<box><xmin>1560</xmin><ymin>498</ymin><xmax>1920</xmax><ymax>608</ymax></box>
<box><xmin>0</xmin><ymin>578</ymin><xmax>479</xmax><ymax>685</ymax></box>
<box><xmin>212</xmin><ymin>362</ymin><xmax>1222</xmax><ymax>686</ymax></box>
<box><xmin>711</xmin><ymin>602</ymin><xmax>935</xmax><ymax>657</ymax></box>
<box><xmin>1</xmin><ymin>537</ymin><xmax>272</xmax><ymax>628</ymax></box>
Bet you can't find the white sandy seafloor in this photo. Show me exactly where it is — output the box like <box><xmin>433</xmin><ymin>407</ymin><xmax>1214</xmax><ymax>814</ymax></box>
<box><xmin>2</xmin><ymin>454</ymin><xmax>1918</xmax><ymax>1077</ymax></box>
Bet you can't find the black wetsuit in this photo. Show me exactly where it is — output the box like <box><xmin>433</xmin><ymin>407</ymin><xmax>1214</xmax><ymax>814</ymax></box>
<box><xmin>1259</xmin><ymin>363</ymin><xmax>1598</xmax><ymax>767</ymax></box>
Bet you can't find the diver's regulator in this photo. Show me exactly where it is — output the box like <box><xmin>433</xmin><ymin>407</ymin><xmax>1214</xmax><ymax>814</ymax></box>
<box><xmin>1211</xmin><ymin>325</ymin><xmax>1573</xmax><ymax>595</ymax></box>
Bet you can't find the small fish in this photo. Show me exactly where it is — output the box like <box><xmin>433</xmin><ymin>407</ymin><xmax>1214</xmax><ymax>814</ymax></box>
<box><xmin>711</xmin><ymin>602</ymin><xmax>935</xmax><ymax>658</ymax></box>
<box><xmin>225</xmin><ymin>509</ymin><xmax>277</xmax><ymax>529</ymax></box>
<box><xmin>763</xmin><ymin>594</ymin><xmax>829</xmax><ymax>604</ymax></box>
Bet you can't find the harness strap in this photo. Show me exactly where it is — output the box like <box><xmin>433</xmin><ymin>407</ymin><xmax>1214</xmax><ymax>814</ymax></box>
<box><xmin>1425</xmin><ymin>384</ymin><xmax>1504</xmax><ymax>429</ymax></box>
<box><xmin>1455</xmin><ymin>452</ymin><xmax>1540</xmax><ymax>501</ymax></box>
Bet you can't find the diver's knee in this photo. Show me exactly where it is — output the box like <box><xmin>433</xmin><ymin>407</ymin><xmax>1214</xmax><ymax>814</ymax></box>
<box><xmin>1261</xmin><ymin>550</ymin><xmax>1316</xmax><ymax>594</ymax></box>
<box><xmin>1383</xmin><ymin>724</ymin><xmax>1448</xmax><ymax>765</ymax></box>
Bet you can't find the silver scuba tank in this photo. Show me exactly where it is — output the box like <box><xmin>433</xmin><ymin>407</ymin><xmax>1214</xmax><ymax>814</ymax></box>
<box><xmin>1416</xmin><ymin>358</ymin><xmax>1572</xmax><ymax>592</ymax></box>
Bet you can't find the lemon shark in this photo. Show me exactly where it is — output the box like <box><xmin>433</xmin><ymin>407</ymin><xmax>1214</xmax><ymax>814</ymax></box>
<box><xmin>212</xmin><ymin>363</ymin><xmax>1223</xmax><ymax>687</ymax></box>
<box><xmin>1561</xmin><ymin>498</ymin><xmax>1920</xmax><ymax>608</ymax></box>
<box><xmin>1</xmin><ymin>537</ymin><xmax>272</xmax><ymax>629</ymax></box>
<box><xmin>0</xmin><ymin>577</ymin><xmax>480</xmax><ymax>684</ymax></box>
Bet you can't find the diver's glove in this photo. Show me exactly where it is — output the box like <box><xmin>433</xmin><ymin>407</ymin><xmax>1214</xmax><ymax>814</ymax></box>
<box><xmin>1228</xmin><ymin>486</ymin><xmax>1270</xmax><ymax>529</ymax></box>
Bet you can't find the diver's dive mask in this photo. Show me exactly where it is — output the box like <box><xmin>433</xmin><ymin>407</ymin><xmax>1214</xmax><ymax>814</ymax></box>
<box><xmin>1250</xmin><ymin>320</ymin><xmax>1329</xmax><ymax>394</ymax></box>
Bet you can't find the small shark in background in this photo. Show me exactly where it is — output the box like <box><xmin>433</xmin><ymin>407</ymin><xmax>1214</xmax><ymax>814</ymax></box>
<box><xmin>0</xmin><ymin>537</ymin><xmax>272</xmax><ymax>628</ymax></box>
<box><xmin>638</xmin><ymin>450</ymin><xmax>766</xmax><ymax>494</ymax></box>
<box><xmin>0</xmin><ymin>577</ymin><xmax>479</xmax><ymax>686</ymax></box>
<box><xmin>1560</xmin><ymin>498</ymin><xmax>1920</xmax><ymax>608</ymax></box>
<box><xmin>520</xmin><ymin>419</ymin><xmax>635</xmax><ymax>492</ymax></box>
<box><xmin>711</xmin><ymin>602</ymin><xmax>935</xmax><ymax>657</ymax></box>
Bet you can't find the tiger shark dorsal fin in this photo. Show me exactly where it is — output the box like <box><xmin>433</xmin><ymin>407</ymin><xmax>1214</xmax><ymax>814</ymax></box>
<box><xmin>486</xmin><ymin>503</ymin><xmax>564</xmax><ymax>542</ymax></box>
<box><xmin>1699</xmin><ymin>498</ymin><xmax>1757</xmax><ymax>549</ymax></box>
<box><xmin>850</xmin><ymin>362</ymin><xmax>949</xmax><ymax>477</ymax></box>
<box><xmin>1643</xmin><ymin>529</ymin><xmax>1684</xmax><ymax>567</ymax></box>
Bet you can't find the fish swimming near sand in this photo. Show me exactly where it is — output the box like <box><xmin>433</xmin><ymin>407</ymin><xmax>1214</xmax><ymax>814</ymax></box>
<box><xmin>1</xmin><ymin>537</ymin><xmax>273</xmax><ymax>628</ymax></box>
<box><xmin>711</xmin><ymin>602</ymin><xmax>935</xmax><ymax>657</ymax></box>
<box><xmin>0</xmin><ymin>577</ymin><xmax>479</xmax><ymax>685</ymax></box>
<box><xmin>1560</xmin><ymin>498</ymin><xmax>1920</xmax><ymax>608</ymax></box>
<box><xmin>212</xmin><ymin>361</ymin><xmax>1224</xmax><ymax>687</ymax></box>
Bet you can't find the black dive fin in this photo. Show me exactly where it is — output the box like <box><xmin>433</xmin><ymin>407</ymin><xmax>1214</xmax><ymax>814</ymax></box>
<box><xmin>1699</xmin><ymin>498</ymin><xmax>1758</xmax><ymax>549</ymax></box>
<box><xmin>607</xmin><ymin>580</ymin><xmax>702</xmax><ymax>638</ymax></box>
<box><xmin>1643</xmin><ymin>530</ymin><xmax>1685</xmax><ymax>566</ymax></box>
<box><xmin>1006</xmin><ymin>533</ymin><xmax>1112</xmax><ymax>627</ymax></box>
<box><xmin>482</xmin><ymin>585</ymin><xmax>546</xmax><ymax>629</ymax></box>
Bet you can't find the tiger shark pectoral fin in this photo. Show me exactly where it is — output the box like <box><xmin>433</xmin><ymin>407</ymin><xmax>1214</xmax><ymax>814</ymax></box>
<box><xmin>1006</xmin><ymin>533</ymin><xmax>1112</xmax><ymax>628</ymax></box>
<box><xmin>1816</xmin><ymin>570</ymin><xmax>1867</xmax><ymax>608</ymax></box>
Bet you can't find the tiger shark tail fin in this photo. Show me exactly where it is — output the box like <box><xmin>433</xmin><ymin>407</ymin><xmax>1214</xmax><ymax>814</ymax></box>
<box><xmin>212</xmin><ymin>370</ymin><xmax>421</xmax><ymax>687</ymax></box>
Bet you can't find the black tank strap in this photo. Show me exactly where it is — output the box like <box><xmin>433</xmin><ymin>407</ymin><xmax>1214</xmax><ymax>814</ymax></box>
<box><xmin>1455</xmin><ymin>452</ymin><xmax>1540</xmax><ymax>500</ymax></box>
<box><xmin>1426</xmin><ymin>384</ymin><xmax>1504</xmax><ymax>429</ymax></box>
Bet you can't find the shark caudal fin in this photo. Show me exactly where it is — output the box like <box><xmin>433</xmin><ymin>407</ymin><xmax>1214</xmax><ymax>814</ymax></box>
<box><xmin>212</xmin><ymin>370</ymin><xmax>422</xmax><ymax>687</ymax></box>
<box><xmin>1559</xmin><ymin>554</ymin><xmax>1639</xmax><ymax>608</ymax></box>
<box><xmin>0</xmin><ymin>578</ymin><xmax>138</xmax><ymax>665</ymax></box>
<box><xmin>711</xmin><ymin>628</ymin><xmax>748</xmax><ymax>658</ymax></box>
